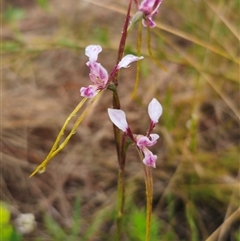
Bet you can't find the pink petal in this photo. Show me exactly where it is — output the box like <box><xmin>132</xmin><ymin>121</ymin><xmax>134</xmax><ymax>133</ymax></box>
<box><xmin>80</xmin><ymin>85</ymin><xmax>98</xmax><ymax>98</ymax></box>
<box><xmin>139</xmin><ymin>0</ymin><xmax>162</xmax><ymax>15</ymax></box>
<box><xmin>139</xmin><ymin>0</ymin><xmax>156</xmax><ymax>13</ymax></box>
<box><xmin>148</xmin><ymin>98</ymin><xmax>162</xmax><ymax>123</ymax></box>
<box><xmin>136</xmin><ymin>134</ymin><xmax>159</xmax><ymax>148</ymax></box>
<box><xmin>107</xmin><ymin>109</ymin><xmax>129</xmax><ymax>132</ymax></box>
<box><xmin>142</xmin><ymin>146</ymin><xmax>157</xmax><ymax>168</ymax></box>
<box><xmin>149</xmin><ymin>0</ymin><xmax>162</xmax><ymax>16</ymax></box>
<box><xmin>85</xmin><ymin>45</ymin><xmax>102</xmax><ymax>62</ymax></box>
<box><xmin>117</xmin><ymin>54</ymin><xmax>144</xmax><ymax>69</ymax></box>
<box><xmin>139</xmin><ymin>0</ymin><xmax>163</xmax><ymax>28</ymax></box>
<box><xmin>88</xmin><ymin>62</ymin><xmax>108</xmax><ymax>86</ymax></box>
<box><xmin>142</xmin><ymin>18</ymin><xmax>156</xmax><ymax>28</ymax></box>
<box><xmin>149</xmin><ymin>133</ymin><xmax>159</xmax><ymax>142</ymax></box>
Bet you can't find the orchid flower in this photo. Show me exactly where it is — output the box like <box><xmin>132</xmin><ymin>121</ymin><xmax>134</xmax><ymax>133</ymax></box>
<box><xmin>129</xmin><ymin>0</ymin><xmax>163</xmax><ymax>29</ymax></box>
<box><xmin>136</xmin><ymin>134</ymin><xmax>159</xmax><ymax>167</ymax></box>
<box><xmin>108</xmin><ymin>98</ymin><xmax>163</xmax><ymax>168</ymax></box>
<box><xmin>139</xmin><ymin>0</ymin><xmax>163</xmax><ymax>28</ymax></box>
<box><xmin>80</xmin><ymin>45</ymin><xmax>144</xmax><ymax>98</ymax></box>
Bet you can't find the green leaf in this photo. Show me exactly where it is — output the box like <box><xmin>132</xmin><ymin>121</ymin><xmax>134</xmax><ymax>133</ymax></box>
<box><xmin>70</xmin><ymin>194</ymin><xmax>81</xmax><ymax>238</ymax></box>
<box><xmin>0</xmin><ymin>224</ymin><xmax>14</xmax><ymax>241</ymax></box>
<box><xmin>126</xmin><ymin>207</ymin><xmax>160</xmax><ymax>241</ymax></box>
<box><xmin>44</xmin><ymin>214</ymin><xmax>67</xmax><ymax>240</ymax></box>
<box><xmin>0</xmin><ymin>202</ymin><xmax>11</xmax><ymax>224</ymax></box>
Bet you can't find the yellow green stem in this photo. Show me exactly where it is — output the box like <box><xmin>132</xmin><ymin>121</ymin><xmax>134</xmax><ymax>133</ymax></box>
<box><xmin>116</xmin><ymin>168</ymin><xmax>125</xmax><ymax>240</ymax></box>
<box><xmin>137</xmin><ymin>149</ymin><xmax>153</xmax><ymax>241</ymax></box>
<box><xmin>144</xmin><ymin>166</ymin><xmax>153</xmax><ymax>241</ymax></box>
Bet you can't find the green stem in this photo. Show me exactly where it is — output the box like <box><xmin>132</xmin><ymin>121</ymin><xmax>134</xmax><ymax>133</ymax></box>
<box><xmin>138</xmin><ymin>150</ymin><xmax>153</xmax><ymax>241</ymax></box>
<box><xmin>144</xmin><ymin>166</ymin><xmax>153</xmax><ymax>241</ymax></box>
<box><xmin>116</xmin><ymin>167</ymin><xmax>125</xmax><ymax>240</ymax></box>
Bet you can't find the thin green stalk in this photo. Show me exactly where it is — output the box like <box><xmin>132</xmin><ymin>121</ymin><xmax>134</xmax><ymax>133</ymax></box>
<box><xmin>138</xmin><ymin>150</ymin><xmax>153</xmax><ymax>241</ymax></box>
<box><xmin>144</xmin><ymin>166</ymin><xmax>153</xmax><ymax>241</ymax></box>
<box><xmin>116</xmin><ymin>167</ymin><xmax>125</xmax><ymax>240</ymax></box>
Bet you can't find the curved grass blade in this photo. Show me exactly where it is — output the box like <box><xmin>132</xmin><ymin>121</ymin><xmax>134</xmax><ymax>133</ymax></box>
<box><xmin>30</xmin><ymin>91</ymin><xmax>104</xmax><ymax>177</ymax></box>
<box><xmin>131</xmin><ymin>22</ymin><xmax>143</xmax><ymax>99</ymax></box>
<box><xmin>147</xmin><ymin>23</ymin><xmax>167</xmax><ymax>72</ymax></box>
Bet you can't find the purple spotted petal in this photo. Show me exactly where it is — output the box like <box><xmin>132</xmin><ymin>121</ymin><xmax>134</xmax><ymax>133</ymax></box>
<box><xmin>142</xmin><ymin>146</ymin><xmax>157</xmax><ymax>168</ymax></box>
<box><xmin>139</xmin><ymin>0</ymin><xmax>162</xmax><ymax>15</ymax></box>
<box><xmin>139</xmin><ymin>0</ymin><xmax>155</xmax><ymax>13</ymax></box>
<box><xmin>80</xmin><ymin>85</ymin><xmax>98</xmax><ymax>98</ymax></box>
<box><xmin>139</xmin><ymin>0</ymin><xmax>163</xmax><ymax>28</ymax></box>
<box><xmin>88</xmin><ymin>62</ymin><xmax>109</xmax><ymax>87</ymax></box>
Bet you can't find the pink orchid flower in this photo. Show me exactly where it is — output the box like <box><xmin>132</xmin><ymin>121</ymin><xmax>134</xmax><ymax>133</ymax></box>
<box><xmin>80</xmin><ymin>45</ymin><xmax>144</xmax><ymax>98</ymax></box>
<box><xmin>136</xmin><ymin>134</ymin><xmax>159</xmax><ymax>168</ymax></box>
<box><xmin>107</xmin><ymin>98</ymin><xmax>162</xmax><ymax>168</ymax></box>
<box><xmin>139</xmin><ymin>0</ymin><xmax>163</xmax><ymax>28</ymax></box>
<box><xmin>129</xmin><ymin>0</ymin><xmax>163</xmax><ymax>29</ymax></box>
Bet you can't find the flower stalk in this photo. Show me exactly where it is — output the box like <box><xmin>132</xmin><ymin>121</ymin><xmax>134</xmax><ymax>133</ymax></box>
<box><xmin>145</xmin><ymin>166</ymin><xmax>153</xmax><ymax>241</ymax></box>
<box><xmin>139</xmin><ymin>149</ymin><xmax>153</xmax><ymax>241</ymax></box>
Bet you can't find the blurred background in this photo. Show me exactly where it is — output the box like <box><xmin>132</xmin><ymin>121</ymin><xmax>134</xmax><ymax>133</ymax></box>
<box><xmin>2</xmin><ymin>0</ymin><xmax>239</xmax><ymax>240</ymax></box>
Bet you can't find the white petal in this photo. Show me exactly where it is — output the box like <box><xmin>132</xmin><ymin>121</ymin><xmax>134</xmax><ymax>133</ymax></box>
<box><xmin>148</xmin><ymin>98</ymin><xmax>162</xmax><ymax>123</ymax></box>
<box><xmin>85</xmin><ymin>45</ymin><xmax>102</xmax><ymax>62</ymax></box>
<box><xmin>149</xmin><ymin>133</ymin><xmax>159</xmax><ymax>142</ymax></box>
<box><xmin>117</xmin><ymin>54</ymin><xmax>144</xmax><ymax>69</ymax></box>
<box><xmin>107</xmin><ymin>109</ymin><xmax>128</xmax><ymax>132</ymax></box>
